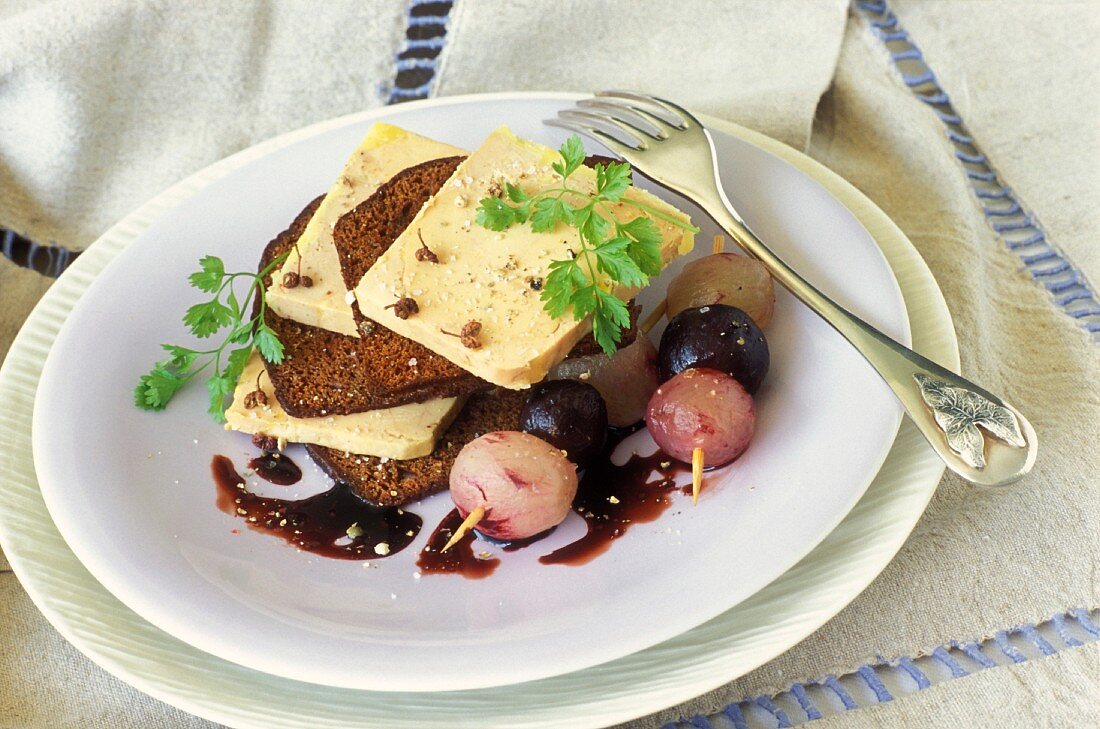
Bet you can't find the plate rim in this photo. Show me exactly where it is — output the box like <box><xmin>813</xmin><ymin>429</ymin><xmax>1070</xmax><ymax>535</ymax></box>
<box><xmin>0</xmin><ymin>91</ymin><xmax>955</xmax><ymax>728</ymax></box>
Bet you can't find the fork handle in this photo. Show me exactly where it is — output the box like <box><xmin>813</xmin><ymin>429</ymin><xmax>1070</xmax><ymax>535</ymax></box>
<box><xmin>703</xmin><ymin>201</ymin><xmax>1035</xmax><ymax>486</ymax></box>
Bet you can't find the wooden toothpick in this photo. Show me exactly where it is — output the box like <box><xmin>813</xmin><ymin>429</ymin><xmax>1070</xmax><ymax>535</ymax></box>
<box><xmin>440</xmin><ymin>505</ymin><xmax>485</xmax><ymax>553</ymax></box>
<box><xmin>691</xmin><ymin>448</ymin><xmax>705</xmax><ymax>505</ymax></box>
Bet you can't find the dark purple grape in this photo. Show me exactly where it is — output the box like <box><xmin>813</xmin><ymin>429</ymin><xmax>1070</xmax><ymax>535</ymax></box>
<box><xmin>658</xmin><ymin>304</ymin><xmax>769</xmax><ymax>393</ymax></box>
<box><xmin>520</xmin><ymin>380</ymin><xmax>608</xmax><ymax>466</ymax></box>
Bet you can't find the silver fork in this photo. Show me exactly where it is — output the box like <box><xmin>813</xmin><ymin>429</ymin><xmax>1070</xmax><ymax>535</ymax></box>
<box><xmin>548</xmin><ymin>91</ymin><xmax>1036</xmax><ymax>487</ymax></box>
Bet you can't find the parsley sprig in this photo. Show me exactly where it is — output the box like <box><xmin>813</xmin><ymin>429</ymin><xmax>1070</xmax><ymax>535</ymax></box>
<box><xmin>476</xmin><ymin>135</ymin><xmax>697</xmax><ymax>354</ymax></box>
<box><xmin>133</xmin><ymin>253</ymin><xmax>288</xmax><ymax>422</ymax></box>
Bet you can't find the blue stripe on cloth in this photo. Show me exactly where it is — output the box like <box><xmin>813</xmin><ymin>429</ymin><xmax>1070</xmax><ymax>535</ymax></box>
<box><xmin>1072</xmin><ymin>608</ymin><xmax>1100</xmax><ymax>636</ymax></box>
<box><xmin>917</xmin><ymin>91</ymin><xmax>950</xmax><ymax>105</ymax></box>
<box><xmin>931</xmin><ymin>646</ymin><xmax>969</xmax><ymax>677</ymax></box>
<box><xmin>385</xmin><ymin>0</ymin><xmax>454</xmax><ymax>104</ymax></box>
<box><xmin>984</xmin><ymin>202</ymin><xmax>1022</xmax><ymax>217</ymax></box>
<box><xmin>994</xmin><ymin>630</ymin><xmax>1028</xmax><ymax>663</ymax></box>
<box><xmin>755</xmin><ymin>696</ymin><xmax>794</xmax><ymax>727</ymax></box>
<box><xmin>958</xmin><ymin>641</ymin><xmax>998</xmax><ymax>669</ymax></box>
<box><xmin>1019</xmin><ymin>624</ymin><xmax>1057</xmax><ymax>656</ymax></box>
<box><xmin>857</xmin><ymin>665</ymin><xmax>893</xmax><ymax>701</ymax></box>
<box><xmin>854</xmin><ymin>0</ymin><xmax>1100</xmax><ymax>341</ymax></box>
<box><xmin>662</xmin><ymin>609</ymin><xmax>1099</xmax><ymax>728</ymax></box>
<box><xmin>789</xmin><ymin>683</ymin><xmax>822</xmax><ymax>720</ymax></box>
<box><xmin>823</xmin><ymin>675</ymin><xmax>858</xmax><ymax>710</ymax></box>
<box><xmin>722</xmin><ymin>704</ymin><xmax>751</xmax><ymax>729</ymax></box>
<box><xmin>1</xmin><ymin>228</ymin><xmax>78</xmax><ymax>278</ymax></box>
<box><xmin>896</xmin><ymin>656</ymin><xmax>932</xmax><ymax>689</ymax></box>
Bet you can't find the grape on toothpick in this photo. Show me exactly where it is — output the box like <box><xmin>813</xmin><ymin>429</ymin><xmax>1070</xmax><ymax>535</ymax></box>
<box><xmin>645</xmin><ymin>368</ymin><xmax>756</xmax><ymax>505</ymax></box>
<box><xmin>442</xmin><ymin>431</ymin><xmax>578</xmax><ymax>552</ymax></box>
<box><xmin>520</xmin><ymin>380</ymin><xmax>608</xmax><ymax>466</ymax></box>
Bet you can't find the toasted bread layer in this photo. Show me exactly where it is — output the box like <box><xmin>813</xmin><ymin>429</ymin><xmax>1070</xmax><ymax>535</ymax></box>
<box><xmin>307</xmin><ymin>388</ymin><xmax>526</xmax><ymax>507</ymax></box>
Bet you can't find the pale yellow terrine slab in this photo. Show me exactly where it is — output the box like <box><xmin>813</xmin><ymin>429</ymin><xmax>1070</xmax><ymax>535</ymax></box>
<box><xmin>267</xmin><ymin>123</ymin><xmax>466</xmax><ymax>335</ymax></box>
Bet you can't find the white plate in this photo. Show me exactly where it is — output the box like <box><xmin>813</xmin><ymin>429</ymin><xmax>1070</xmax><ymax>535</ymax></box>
<box><xmin>31</xmin><ymin>95</ymin><xmax>908</xmax><ymax>692</ymax></box>
<box><xmin>0</xmin><ymin>93</ymin><xmax>954</xmax><ymax>726</ymax></box>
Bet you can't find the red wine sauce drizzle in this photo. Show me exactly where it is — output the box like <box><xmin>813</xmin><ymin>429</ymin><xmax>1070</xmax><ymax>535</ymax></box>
<box><xmin>417</xmin><ymin>509</ymin><xmax>500</xmax><ymax>578</ymax></box>
<box><xmin>540</xmin><ymin>430</ymin><xmax>690</xmax><ymax>566</ymax></box>
<box><xmin>247</xmin><ymin>451</ymin><xmax>302</xmax><ymax>485</ymax></box>
<box><xmin>212</xmin><ymin>455</ymin><xmax>421</xmax><ymax>560</ymax></box>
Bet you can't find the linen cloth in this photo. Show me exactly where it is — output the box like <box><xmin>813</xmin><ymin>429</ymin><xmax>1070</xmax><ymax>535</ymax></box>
<box><xmin>1</xmin><ymin>1</ymin><xmax>1097</xmax><ymax>727</ymax></box>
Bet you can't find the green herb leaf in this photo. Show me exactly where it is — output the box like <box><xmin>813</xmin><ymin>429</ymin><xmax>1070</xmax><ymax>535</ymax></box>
<box><xmin>476</xmin><ymin>196</ymin><xmax>526</xmax><ymax>231</ymax></box>
<box><xmin>254</xmin><ymin>324</ymin><xmax>284</xmax><ymax>363</ymax></box>
<box><xmin>530</xmin><ymin>196</ymin><xmax>571</xmax><ymax>233</ymax></box>
<box><xmin>206</xmin><ymin>371</ymin><xmax>235</xmax><ymax>421</ymax></box>
<box><xmin>594</xmin><ymin>236</ymin><xmax>647</xmax><ymax>289</ymax></box>
<box><xmin>183</xmin><ymin>299</ymin><xmax>234</xmax><ymax>338</ymax></box>
<box><xmin>570</xmin><ymin>283</ymin><xmax>599</xmax><ymax>321</ymax></box>
<box><xmin>541</xmin><ymin>259</ymin><xmax>584</xmax><ymax>319</ymax></box>
<box><xmin>578</xmin><ymin>206</ymin><xmax>610</xmax><ymax>247</ymax></box>
<box><xmin>133</xmin><ymin>363</ymin><xmax>186</xmax><ymax>410</ymax></box>
<box><xmin>224</xmin><ymin>347</ymin><xmax>252</xmax><ymax>386</ymax></box>
<box><xmin>189</xmin><ymin>256</ymin><xmax>225</xmax><ymax>293</ymax></box>
<box><xmin>557</xmin><ymin>135</ymin><xmax>586</xmax><ymax>178</ymax></box>
<box><xmin>161</xmin><ymin>344</ymin><xmax>198</xmax><ymax>371</ymax></box>
<box><xmin>595</xmin><ymin>161</ymin><xmax>631</xmax><ymax>202</ymax></box>
<box><xmin>135</xmin><ymin>257</ymin><xmax>286</xmax><ymax>420</ymax></box>
<box><xmin>504</xmin><ymin>182</ymin><xmax>528</xmax><ymax>203</ymax></box>
<box><xmin>592</xmin><ymin>288</ymin><xmax>631</xmax><ymax>355</ymax></box>
<box><xmin>619</xmin><ymin>216</ymin><xmax>664</xmax><ymax>276</ymax></box>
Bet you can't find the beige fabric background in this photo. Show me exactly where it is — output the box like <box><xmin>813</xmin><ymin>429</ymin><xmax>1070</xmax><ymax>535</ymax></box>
<box><xmin>1</xmin><ymin>0</ymin><xmax>1097</xmax><ymax>727</ymax></box>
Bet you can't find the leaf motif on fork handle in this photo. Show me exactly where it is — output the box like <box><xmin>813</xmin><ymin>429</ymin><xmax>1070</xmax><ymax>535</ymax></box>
<box><xmin>913</xmin><ymin>374</ymin><xmax>1026</xmax><ymax>470</ymax></box>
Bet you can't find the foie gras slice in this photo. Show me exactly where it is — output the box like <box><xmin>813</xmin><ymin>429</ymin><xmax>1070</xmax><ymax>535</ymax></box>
<box><xmin>225</xmin><ymin>352</ymin><xmax>464</xmax><ymax>460</ymax></box>
<box><xmin>266</xmin><ymin>122</ymin><xmax>467</xmax><ymax>336</ymax></box>
<box><xmin>353</xmin><ymin>126</ymin><xmax>694</xmax><ymax>389</ymax></box>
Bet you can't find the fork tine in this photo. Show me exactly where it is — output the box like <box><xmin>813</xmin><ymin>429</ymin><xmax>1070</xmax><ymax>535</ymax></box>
<box><xmin>646</xmin><ymin>95</ymin><xmax>706</xmax><ymax>130</ymax></box>
<box><xmin>543</xmin><ymin>118</ymin><xmax>641</xmax><ymax>158</ymax></box>
<box><xmin>574</xmin><ymin>100</ymin><xmax>669</xmax><ymax>141</ymax></box>
<box><xmin>558</xmin><ymin>109</ymin><xmax>652</xmax><ymax>147</ymax></box>
<box><xmin>594</xmin><ymin>91</ymin><xmax>690</xmax><ymax>129</ymax></box>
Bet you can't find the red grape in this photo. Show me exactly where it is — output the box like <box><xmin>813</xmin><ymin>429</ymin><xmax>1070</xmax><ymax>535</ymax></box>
<box><xmin>645</xmin><ymin>368</ymin><xmax>755</xmax><ymax>466</ymax></box>
<box><xmin>449</xmin><ymin>431</ymin><xmax>578</xmax><ymax>540</ymax></box>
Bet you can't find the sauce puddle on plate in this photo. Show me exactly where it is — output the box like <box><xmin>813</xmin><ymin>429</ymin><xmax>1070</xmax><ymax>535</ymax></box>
<box><xmin>417</xmin><ymin>509</ymin><xmax>501</xmax><ymax>578</ymax></box>
<box><xmin>540</xmin><ymin>428</ymin><xmax>689</xmax><ymax>566</ymax></box>
<box><xmin>246</xmin><ymin>451</ymin><xmax>302</xmax><ymax>485</ymax></box>
<box><xmin>213</xmin><ymin>455</ymin><xmax>421</xmax><ymax>560</ymax></box>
